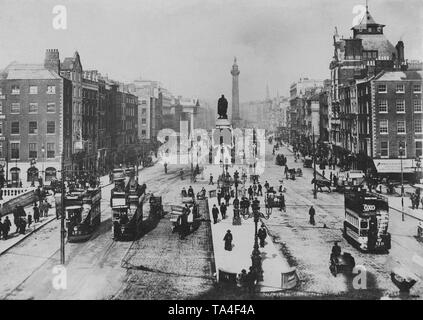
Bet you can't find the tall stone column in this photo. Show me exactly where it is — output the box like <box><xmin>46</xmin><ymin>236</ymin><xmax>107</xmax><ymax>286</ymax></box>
<box><xmin>231</xmin><ymin>57</ymin><xmax>240</xmax><ymax>128</ymax></box>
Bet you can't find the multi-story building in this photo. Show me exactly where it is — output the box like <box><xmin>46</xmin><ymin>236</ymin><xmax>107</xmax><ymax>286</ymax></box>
<box><xmin>0</xmin><ymin>49</ymin><xmax>72</xmax><ymax>186</ymax></box>
<box><xmin>371</xmin><ymin>70</ymin><xmax>422</xmax><ymax>179</ymax></box>
<box><xmin>60</xmin><ymin>51</ymin><xmax>84</xmax><ymax>172</ymax></box>
<box><xmin>328</xmin><ymin>5</ymin><xmax>414</xmax><ymax>171</ymax></box>
<box><xmin>289</xmin><ymin>78</ymin><xmax>324</xmax><ymax>147</ymax></box>
<box><xmin>82</xmin><ymin>71</ymin><xmax>99</xmax><ymax>172</ymax></box>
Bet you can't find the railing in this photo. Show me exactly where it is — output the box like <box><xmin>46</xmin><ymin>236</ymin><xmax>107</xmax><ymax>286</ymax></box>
<box><xmin>1</xmin><ymin>187</ymin><xmax>37</xmax><ymax>202</ymax></box>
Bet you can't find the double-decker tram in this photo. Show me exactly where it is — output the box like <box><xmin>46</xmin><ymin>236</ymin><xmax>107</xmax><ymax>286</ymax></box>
<box><xmin>111</xmin><ymin>170</ymin><xmax>146</xmax><ymax>241</ymax></box>
<box><xmin>343</xmin><ymin>189</ymin><xmax>391</xmax><ymax>253</ymax></box>
<box><xmin>64</xmin><ymin>187</ymin><xmax>102</xmax><ymax>242</ymax></box>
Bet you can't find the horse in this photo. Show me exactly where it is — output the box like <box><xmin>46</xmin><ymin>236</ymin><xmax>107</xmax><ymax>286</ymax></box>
<box><xmin>311</xmin><ymin>178</ymin><xmax>332</xmax><ymax>193</ymax></box>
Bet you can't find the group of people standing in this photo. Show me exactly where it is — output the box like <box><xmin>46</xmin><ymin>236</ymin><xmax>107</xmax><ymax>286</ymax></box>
<box><xmin>411</xmin><ymin>189</ymin><xmax>423</xmax><ymax>210</ymax></box>
<box><xmin>0</xmin><ymin>187</ymin><xmax>51</xmax><ymax>240</ymax></box>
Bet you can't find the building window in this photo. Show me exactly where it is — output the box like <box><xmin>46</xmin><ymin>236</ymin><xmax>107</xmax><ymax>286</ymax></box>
<box><xmin>141</xmin><ymin>130</ymin><xmax>146</xmax><ymax>135</ymax></box>
<box><xmin>378</xmin><ymin>84</ymin><xmax>387</xmax><ymax>93</ymax></box>
<box><xmin>47</xmin><ymin>103</ymin><xmax>56</xmax><ymax>113</ymax></box>
<box><xmin>11</xmin><ymin>121</ymin><xmax>19</xmax><ymax>134</ymax></box>
<box><xmin>380</xmin><ymin>141</ymin><xmax>389</xmax><ymax>157</ymax></box>
<box><xmin>396</xmin><ymin>100</ymin><xmax>405</xmax><ymax>113</ymax></box>
<box><xmin>397</xmin><ymin>120</ymin><xmax>406</xmax><ymax>134</ymax></box>
<box><xmin>47</xmin><ymin>143</ymin><xmax>55</xmax><ymax>158</ymax></box>
<box><xmin>47</xmin><ymin>85</ymin><xmax>56</xmax><ymax>94</ymax></box>
<box><xmin>29</xmin><ymin>86</ymin><xmax>38</xmax><ymax>94</ymax></box>
<box><xmin>379</xmin><ymin>120</ymin><xmax>388</xmax><ymax>134</ymax></box>
<box><xmin>11</xmin><ymin>85</ymin><xmax>20</xmax><ymax>95</ymax></box>
<box><xmin>0</xmin><ymin>144</ymin><xmax>3</xmax><ymax>158</ymax></box>
<box><xmin>396</xmin><ymin>84</ymin><xmax>404</xmax><ymax>93</ymax></box>
<box><xmin>416</xmin><ymin>141</ymin><xmax>423</xmax><ymax>158</ymax></box>
<box><xmin>29</xmin><ymin>121</ymin><xmax>38</xmax><ymax>134</ymax></box>
<box><xmin>378</xmin><ymin>99</ymin><xmax>388</xmax><ymax>113</ymax></box>
<box><xmin>415</xmin><ymin>119</ymin><xmax>422</xmax><ymax>133</ymax></box>
<box><xmin>10</xmin><ymin>143</ymin><xmax>19</xmax><ymax>159</ymax></box>
<box><xmin>414</xmin><ymin>100</ymin><xmax>422</xmax><ymax>113</ymax></box>
<box><xmin>28</xmin><ymin>143</ymin><xmax>37</xmax><ymax>159</ymax></box>
<box><xmin>11</xmin><ymin>103</ymin><xmax>20</xmax><ymax>114</ymax></box>
<box><xmin>47</xmin><ymin>121</ymin><xmax>55</xmax><ymax>134</ymax></box>
<box><xmin>141</xmin><ymin>118</ymin><xmax>146</xmax><ymax>125</ymax></box>
<box><xmin>414</xmin><ymin>84</ymin><xmax>422</xmax><ymax>93</ymax></box>
<box><xmin>29</xmin><ymin>103</ymin><xmax>38</xmax><ymax>113</ymax></box>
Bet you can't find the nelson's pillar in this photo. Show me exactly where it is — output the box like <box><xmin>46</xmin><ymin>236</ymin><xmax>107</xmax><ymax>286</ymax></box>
<box><xmin>231</xmin><ymin>57</ymin><xmax>241</xmax><ymax>128</ymax></box>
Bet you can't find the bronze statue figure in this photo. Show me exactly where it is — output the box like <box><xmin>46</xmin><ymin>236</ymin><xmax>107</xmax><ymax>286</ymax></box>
<box><xmin>217</xmin><ymin>94</ymin><xmax>228</xmax><ymax>119</ymax></box>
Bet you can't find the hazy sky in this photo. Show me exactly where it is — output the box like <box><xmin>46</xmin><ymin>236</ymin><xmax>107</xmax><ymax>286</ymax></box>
<box><xmin>0</xmin><ymin>0</ymin><xmax>422</xmax><ymax>103</ymax></box>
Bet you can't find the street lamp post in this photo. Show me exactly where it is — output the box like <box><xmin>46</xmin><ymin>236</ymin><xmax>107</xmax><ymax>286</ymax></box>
<box><xmin>251</xmin><ymin>201</ymin><xmax>263</xmax><ymax>282</ymax></box>
<box><xmin>313</xmin><ymin>126</ymin><xmax>317</xmax><ymax>199</ymax></box>
<box><xmin>60</xmin><ymin>152</ymin><xmax>65</xmax><ymax>265</ymax></box>
<box><xmin>400</xmin><ymin>145</ymin><xmax>404</xmax><ymax>222</ymax></box>
<box><xmin>41</xmin><ymin>145</ymin><xmax>45</xmax><ymax>186</ymax></box>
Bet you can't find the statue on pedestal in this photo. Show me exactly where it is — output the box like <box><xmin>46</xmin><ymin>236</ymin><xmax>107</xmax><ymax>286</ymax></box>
<box><xmin>217</xmin><ymin>94</ymin><xmax>228</xmax><ymax>119</ymax></box>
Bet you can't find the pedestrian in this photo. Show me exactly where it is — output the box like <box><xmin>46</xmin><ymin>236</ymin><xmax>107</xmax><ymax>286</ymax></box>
<box><xmin>330</xmin><ymin>171</ymin><xmax>333</xmax><ymax>183</ymax></box>
<box><xmin>264</xmin><ymin>181</ymin><xmax>269</xmax><ymax>191</ymax></box>
<box><xmin>0</xmin><ymin>219</ymin><xmax>3</xmax><ymax>240</ymax></box>
<box><xmin>27</xmin><ymin>214</ymin><xmax>33</xmax><ymax>229</ymax></box>
<box><xmin>248</xmin><ymin>186</ymin><xmax>254</xmax><ymax>200</ymax></box>
<box><xmin>209</xmin><ymin>173</ymin><xmax>214</xmax><ymax>185</ymax></box>
<box><xmin>217</xmin><ymin>189</ymin><xmax>222</xmax><ymax>205</ymax></box>
<box><xmin>279</xmin><ymin>193</ymin><xmax>286</xmax><ymax>212</ymax></box>
<box><xmin>257</xmin><ymin>183</ymin><xmax>263</xmax><ymax>196</ymax></box>
<box><xmin>252</xmin><ymin>183</ymin><xmax>257</xmax><ymax>196</ymax></box>
<box><xmin>33</xmin><ymin>203</ymin><xmax>40</xmax><ymax>223</ymax></box>
<box><xmin>238</xmin><ymin>269</ymin><xmax>248</xmax><ymax>291</ymax></box>
<box><xmin>220</xmin><ymin>202</ymin><xmax>227</xmax><ymax>220</ymax></box>
<box><xmin>411</xmin><ymin>194</ymin><xmax>416</xmax><ymax>209</ymax></box>
<box><xmin>39</xmin><ymin>200</ymin><xmax>46</xmax><ymax>218</ymax></box>
<box><xmin>309</xmin><ymin>205</ymin><xmax>316</xmax><ymax>225</ymax></box>
<box><xmin>19</xmin><ymin>217</ymin><xmax>27</xmax><ymax>234</ymax></box>
<box><xmin>322</xmin><ymin>170</ymin><xmax>325</xmax><ymax>178</ymax></box>
<box><xmin>212</xmin><ymin>204</ymin><xmax>219</xmax><ymax>224</ymax></box>
<box><xmin>284</xmin><ymin>165</ymin><xmax>289</xmax><ymax>179</ymax></box>
<box><xmin>164</xmin><ymin>162</ymin><xmax>167</xmax><ymax>174</ymax></box>
<box><xmin>188</xmin><ymin>186</ymin><xmax>194</xmax><ymax>198</ymax></box>
<box><xmin>246</xmin><ymin>267</ymin><xmax>256</xmax><ymax>293</ymax></box>
<box><xmin>257</xmin><ymin>225</ymin><xmax>267</xmax><ymax>248</ymax></box>
<box><xmin>3</xmin><ymin>216</ymin><xmax>11</xmax><ymax>240</ymax></box>
<box><xmin>223</xmin><ymin>230</ymin><xmax>233</xmax><ymax>251</ymax></box>
<box><xmin>224</xmin><ymin>192</ymin><xmax>230</xmax><ymax>206</ymax></box>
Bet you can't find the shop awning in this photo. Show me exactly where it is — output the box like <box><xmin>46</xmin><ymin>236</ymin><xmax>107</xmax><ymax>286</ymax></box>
<box><xmin>373</xmin><ymin>159</ymin><xmax>417</xmax><ymax>173</ymax></box>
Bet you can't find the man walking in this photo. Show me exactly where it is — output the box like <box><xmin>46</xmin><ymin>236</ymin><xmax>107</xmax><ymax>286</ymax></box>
<box><xmin>309</xmin><ymin>205</ymin><xmax>316</xmax><ymax>225</ymax></box>
<box><xmin>212</xmin><ymin>204</ymin><xmax>219</xmax><ymax>224</ymax></box>
<box><xmin>258</xmin><ymin>225</ymin><xmax>267</xmax><ymax>248</ymax></box>
<box><xmin>3</xmin><ymin>216</ymin><xmax>11</xmax><ymax>240</ymax></box>
<box><xmin>220</xmin><ymin>202</ymin><xmax>227</xmax><ymax>220</ymax></box>
<box><xmin>257</xmin><ymin>183</ymin><xmax>263</xmax><ymax>196</ymax></box>
<box><xmin>209</xmin><ymin>173</ymin><xmax>214</xmax><ymax>185</ymax></box>
<box><xmin>33</xmin><ymin>203</ymin><xmax>40</xmax><ymax>223</ymax></box>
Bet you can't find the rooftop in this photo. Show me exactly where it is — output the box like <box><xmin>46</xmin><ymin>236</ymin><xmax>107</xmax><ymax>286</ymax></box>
<box><xmin>0</xmin><ymin>62</ymin><xmax>61</xmax><ymax>80</ymax></box>
<box><xmin>375</xmin><ymin>70</ymin><xmax>423</xmax><ymax>81</ymax></box>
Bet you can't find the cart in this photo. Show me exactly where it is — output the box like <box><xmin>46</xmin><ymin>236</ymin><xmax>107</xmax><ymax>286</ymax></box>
<box><xmin>303</xmin><ymin>156</ymin><xmax>313</xmax><ymax>168</ymax></box>
<box><xmin>329</xmin><ymin>252</ymin><xmax>355</xmax><ymax>277</ymax></box>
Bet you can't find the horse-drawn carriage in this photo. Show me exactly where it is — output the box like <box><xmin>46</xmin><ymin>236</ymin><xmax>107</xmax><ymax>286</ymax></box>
<box><xmin>303</xmin><ymin>156</ymin><xmax>313</xmax><ymax>168</ymax></box>
<box><xmin>265</xmin><ymin>192</ymin><xmax>285</xmax><ymax>214</ymax></box>
<box><xmin>169</xmin><ymin>202</ymin><xmax>198</xmax><ymax>233</ymax></box>
<box><xmin>312</xmin><ymin>173</ymin><xmax>332</xmax><ymax>193</ymax></box>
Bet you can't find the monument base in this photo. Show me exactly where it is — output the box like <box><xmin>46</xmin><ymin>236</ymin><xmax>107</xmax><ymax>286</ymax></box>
<box><xmin>215</xmin><ymin>118</ymin><xmax>232</xmax><ymax>130</ymax></box>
